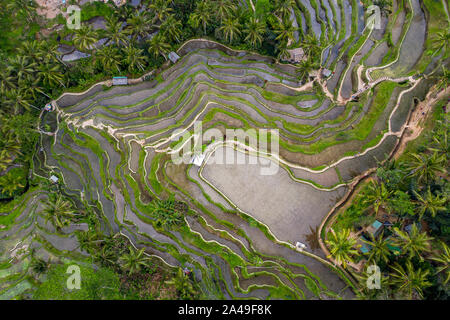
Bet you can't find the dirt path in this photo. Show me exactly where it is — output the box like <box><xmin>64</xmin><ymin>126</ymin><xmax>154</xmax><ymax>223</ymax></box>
<box><xmin>394</xmin><ymin>86</ymin><xmax>450</xmax><ymax>158</ymax></box>
<box><xmin>318</xmin><ymin>84</ymin><xmax>449</xmax><ymax>280</ymax></box>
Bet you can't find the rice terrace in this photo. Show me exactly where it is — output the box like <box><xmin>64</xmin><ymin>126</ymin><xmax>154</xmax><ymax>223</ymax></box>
<box><xmin>0</xmin><ymin>0</ymin><xmax>449</xmax><ymax>302</ymax></box>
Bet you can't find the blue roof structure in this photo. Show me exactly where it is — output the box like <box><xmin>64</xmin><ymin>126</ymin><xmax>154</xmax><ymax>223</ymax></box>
<box><xmin>112</xmin><ymin>76</ymin><xmax>128</xmax><ymax>86</ymax></box>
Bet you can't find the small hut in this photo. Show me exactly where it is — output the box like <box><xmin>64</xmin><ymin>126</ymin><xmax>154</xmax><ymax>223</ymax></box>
<box><xmin>168</xmin><ymin>52</ymin><xmax>181</xmax><ymax>64</ymax></box>
<box><xmin>112</xmin><ymin>76</ymin><xmax>128</xmax><ymax>86</ymax></box>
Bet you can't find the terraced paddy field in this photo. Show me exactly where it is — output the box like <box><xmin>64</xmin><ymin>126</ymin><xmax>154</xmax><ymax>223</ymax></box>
<box><xmin>1</xmin><ymin>0</ymin><xmax>448</xmax><ymax>300</ymax></box>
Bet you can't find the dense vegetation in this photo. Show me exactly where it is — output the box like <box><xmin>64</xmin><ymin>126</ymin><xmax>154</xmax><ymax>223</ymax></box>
<box><xmin>327</xmin><ymin>106</ymin><xmax>449</xmax><ymax>299</ymax></box>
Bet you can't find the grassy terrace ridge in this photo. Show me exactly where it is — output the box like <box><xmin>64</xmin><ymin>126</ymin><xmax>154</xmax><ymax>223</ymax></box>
<box><xmin>0</xmin><ymin>0</ymin><xmax>447</xmax><ymax>301</ymax></box>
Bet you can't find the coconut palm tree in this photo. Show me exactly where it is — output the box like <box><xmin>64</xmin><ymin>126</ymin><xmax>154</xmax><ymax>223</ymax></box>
<box><xmin>150</xmin><ymin>0</ymin><xmax>173</xmax><ymax>23</ymax></box>
<box><xmin>274</xmin><ymin>0</ymin><xmax>295</xmax><ymax>20</ymax></box>
<box><xmin>73</xmin><ymin>25</ymin><xmax>98</xmax><ymax>52</ymax></box>
<box><xmin>37</xmin><ymin>63</ymin><xmax>65</xmax><ymax>88</ymax></box>
<box><xmin>147</xmin><ymin>34</ymin><xmax>171</xmax><ymax>60</ymax></box>
<box><xmin>165</xmin><ymin>268</ymin><xmax>198</xmax><ymax>299</ymax></box>
<box><xmin>355</xmin><ymin>267</ymin><xmax>389</xmax><ymax>300</ymax></box>
<box><xmin>0</xmin><ymin>151</ymin><xmax>14</xmax><ymax>172</ymax></box>
<box><xmin>42</xmin><ymin>194</ymin><xmax>77</xmax><ymax>230</ymax></box>
<box><xmin>435</xmin><ymin>66</ymin><xmax>449</xmax><ymax>92</ymax></box>
<box><xmin>119</xmin><ymin>246</ymin><xmax>149</xmax><ymax>275</ymax></box>
<box><xmin>126</xmin><ymin>11</ymin><xmax>154</xmax><ymax>41</ymax></box>
<box><xmin>4</xmin><ymin>88</ymin><xmax>38</xmax><ymax>114</ymax></box>
<box><xmin>325</xmin><ymin>228</ymin><xmax>360</xmax><ymax>268</ymax></box>
<box><xmin>0</xmin><ymin>132</ymin><xmax>21</xmax><ymax>159</ymax></box>
<box><xmin>105</xmin><ymin>16</ymin><xmax>129</xmax><ymax>47</ymax></box>
<box><xmin>6</xmin><ymin>0</ymin><xmax>37</xmax><ymax>23</ymax></box>
<box><xmin>219</xmin><ymin>18</ymin><xmax>241</xmax><ymax>43</ymax></box>
<box><xmin>275</xmin><ymin>17</ymin><xmax>296</xmax><ymax>44</ymax></box>
<box><xmin>393</xmin><ymin>224</ymin><xmax>433</xmax><ymax>260</ymax></box>
<box><xmin>276</xmin><ymin>41</ymin><xmax>290</xmax><ymax>61</ymax></box>
<box><xmin>362</xmin><ymin>232</ymin><xmax>391</xmax><ymax>263</ymax></box>
<box><xmin>160</xmin><ymin>14</ymin><xmax>183</xmax><ymax>43</ymax></box>
<box><xmin>30</xmin><ymin>257</ymin><xmax>49</xmax><ymax>275</ymax></box>
<box><xmin>7</xmin><ymin>55</ymin><xmax>36</xmax><ymax>82</ymax></box>
<box><xmin>427</xmin><ymin>119</ymin><xmax>449</xmax><ymax>156</ymax></box>
<box><xmin>0</xmin><ymin>69</ymin><xmax>16</xmax><ymax>94</ymax></box>
<box><xmin>297</xmin><ymin>59</ymin><xmax>314</xmax><ymax>82</ymax></box>
<box><xmin>303</xmin><ymin>34</ymin><xmax>321</xmax><ymax>59</ymax></box>
<box><xmin>97</xmin><ymin>246</ymin><xmax>117</xmax><ymax>267</ymax></box>
<box><xmin>373</xmin><ymin>0</ymin><xmax>392</xmax><ymax>16</ymax></box>
<box><xmin>431</xmin><ymin>241</ymin><xmax>450</xmax><ymax>285</ymax></box>
<box><xmin>189</xmin><ymin>0</ymin><xmax>213</xmax><ymax>35</ymax></box>
<box><xmin>405</xmin><ymin>152</ymin><xmax>446</xmax><ymax>185</ymax></box>
<box><xmin>215</xmin><ymin>0</ymin><xmax>234</xmax><ymax>23</ymax></box>
<box><xmin>123</xmin><ymin>45</ymin><xmax>147</xmax><ymax>73</ymax></box>
<box><xmin>96</xmin><ymin>46</ymin><xmax>122</xmax><ymax>73</ymax></box>
<box><xmin>244</xmin><ymin>17</ymin><xmax>266</xmax><ymax>48</ymax></box>
<box><xmin>431</xmin><ymin>28</ymin><xmax>450</xmax><ymax>56</ymax></box>
<box><xmin>413</xmin><ymin>188</ymin><xmax>447</xmax><ymax>220</ymax></box>
<box><xmin>17</xmin><ymin>40</ymin><xmax>43</xmax><ymax>64</ymax></box>
<box><xmin>0</xmin><ymin>174</ymin><xmax>24</xmax><ymax>197</ymax></box>
<box><xmin>389</xmin><ymin>261</ymin><xmax>431</xmax><ymax>299</ymax></box>
<box><xmin>360</xmin><ymin>180</ymin><xmax>392</xmax><ymax>215</ymax></box>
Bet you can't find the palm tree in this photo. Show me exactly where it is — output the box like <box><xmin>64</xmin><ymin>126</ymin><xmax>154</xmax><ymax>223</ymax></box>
<box><xmin>393</xmin><ymin>224</ymin><xmax>433</xmax><ymax>260</ymax></box>
<box><xmin>96</xmin><ymin>46</ymin><xmax>122</xmax><ymax>73</ymax></box>
<box><xmin>302</xmin><ymin>34</ymin><xmax>320</xmax><ymax>58</ymax></box>
<box><xmin>123</xmin><ymin>45</ymin><xmax>147</xmax><ymax>73</ymax></box>
<box><xmin>0</xmin><ymin>69</ymin><xmax>17</xmax><ymax>94</ymax></box>
<box><xmin>219</xmin><ymin>18</ymin><xmax>241</xmax><ymax>43</ymax></box>
<box><xmin>434</xmin><ymin>66</ymin><xmax>449</xmax><ymax>92</ymax></box>
<box><xmin>431</xmin><ymin>28</ymin><xmax>450</xmax><ymax>56</ymax></box>
<box><xmin>389</xmin><ymin>261</ymin><xmax>431</xmax><ymax>299</ymax></box>
<box><xmin>214</xmin><ymin>0</ymin><xmax>236</xmax><ymax>23</ymax></box>
<box><xmin>6</xmin><ymin>0</ymin><xmax>37</xmax><ymax>23</ymax></box>
<box><xmin>274</xmin><ymin>0</ymin><xmax>295</xmax><ymax>20</ymax></box>
<box><xmin>165</xmin><ymin>268</ymin><xmax>198</xmax><ymax>299</ymax></box>
<box><xmin>119</xmin><ymin>246</ymin><xmax>149</xmax><ymax>275</ymax></box>
<box><xmin>355</xmin><ymin>268</ymin><xmax>389</xmax><ymax>299</ymax></box>
<box><xmin>160</xmin><ymin>14</ymin><xmax>183</xmax><ymax>43</ymax></box>
<box><xmin>0</xmin><ymin>174</ymin><xmax>24</xmax><ymax>197</ymax></box>
<box><xmin>150</xmin><ymin>0</ymin><xmax>173</xmax><ymax>23</ymax></box>
<box><xmin>0</xmin><ymin>151</ymin><xmax>14</xmax><ymax>172</ymax></box>
<box><xmin>0</xmin><ymin>132</ymin><xmax>21</xmax><ymax>159</ymax></box>
<box><xmin>325</xmin><ymin>228</ymin><xmax>360</xmax><ymax>268</ymax></box>
<box><xmin>147</xmin><ymin>34</ymin><xmax>171</xmax><ymax>60</ymax></box>
<box><xmin>373</xmin><ymin>0</ymin><xmax>392</xmax><ymax>16</ymax></box>
<box><xmin>30</xmin><ymin>257</ymin><xmax>49</xmax><ymax>275</ymax></box>
<box><xmin>7</xmin><ymin>55</ymin><xmax>36</xmax><ymax>82</ymax></box>
<box><xmin>244</xmin><ymin>17</ymin><xmax>266</xmax><ymax>48</ymax></box>
<box><xmin>77</xmin><ymin>230</ymin><xmax>102</xmax><ymax>254</ymax></box>
<box><xmin>413</xmin><ymin>188</ymin><xmax>447</xmax><ymax>220</ymax></box>
<box><xmin>189</xmin><ymin>0</ymin><xmax>213</xmax><ymax>35</ymax></box>
<box><xmin>427</xmin><ymin>119</ymin><xmax>449</xmax><ymax>156</ymax></box>
<box><xmin>105</xmin><ymin>16</ymin><xmax>128</xmax><ymax>47</ymax></box>
<box><xmin>297</xmin><ymin>59</ymin><xmax>314</xmax><ymax>82</ymax></box>
<box><xmin>73</xmin><ymin>25</ymin><xmax>98</xmax><ymax>52</ymax></box>
<box><xmin>276</xmin><ymin>41</ymin><xmax>290</xmax><ymax>61</ymax></box>
<box><xmin>360</xmin><ymin>180</ymin><xmax>392</xmax><ymax>215</ymax></box>
<box><xmin>4</xmin><ymin>88</ymin><xmax>38</xmax><ymax>114</ymax></box>
<box><xmin>431</xmin><ymin>241</ymin><xmax>450</xmax><ymax>285</ymax></box>
<box><xmin>37</xmin><ymin>63</ymin><xmax>65</xmax><ymax>88</ymax></box>
<box><xmin>215</xmin><ymin>0</ymin><xmax>234</xmax><ymax>23</ymax></box>
<box><xmin>405</xmin><ymin>152</ymin><xmax>446</xmax><ymax>185</ymax></box>
<box><xmin>362</xmin><ymin>232</ymin><xmax>391</xmax><ymax>263</ymax></box>
<box><xmin>126</xmin><ymin>11</ymin><xmax>153</xmax><ymax>41</ymax></box>
<box><xmin>42</xmin><ymin>194</ymin><xmax>77</xmax><ymax>230</ymax></box>
<box><xmin>275</xmin><ymin>17</ymin><xmax>296</xmax><ymax>44</ymax></box>
<box><xmin>97</xmin><ymin>246</ymin><xmax>117</xmax><ymax>267</ymax></box>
